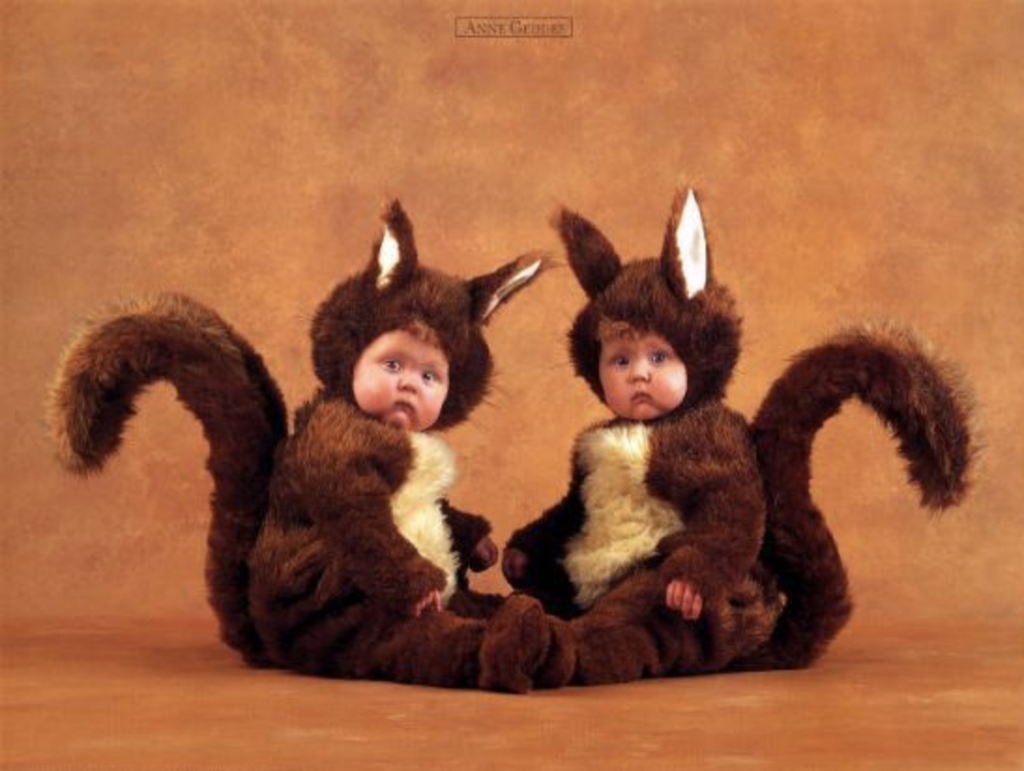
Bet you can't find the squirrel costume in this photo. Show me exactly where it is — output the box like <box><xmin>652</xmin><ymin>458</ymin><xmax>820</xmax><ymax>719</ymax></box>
<box><xmin>49</xmin><ymin>201</ymin><xmax>574</xmax><ymax>693</ymax></box>
<box><xmin>505</xmin><ymin>190</ymin><xmax>974</xmax><ymax>684</ymax></box>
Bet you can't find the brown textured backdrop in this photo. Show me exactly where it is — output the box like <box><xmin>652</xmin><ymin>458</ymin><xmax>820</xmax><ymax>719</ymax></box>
<box><xmin>2</xmin><ymin>1</ymin><xmax>1022</xmax><ymax>632</ymax></box>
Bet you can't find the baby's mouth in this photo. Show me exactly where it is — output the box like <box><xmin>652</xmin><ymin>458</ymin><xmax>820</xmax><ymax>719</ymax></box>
<box><xmin>393</xmin><ymin>400</ymin><xmax>416</xmax><ymax>417</ymax></box>
<box><xmin>631</xmin><ymin>392</ymin><xmax>652</xmax><ymax>404</ymax></box>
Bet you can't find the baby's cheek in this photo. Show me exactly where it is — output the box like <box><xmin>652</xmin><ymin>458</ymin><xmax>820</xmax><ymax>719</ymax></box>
<box><xmin>675</xmin><ymin>372</ymin><xmax>689</xmax><ymax>396</ymax></box>
<box><xmin>418</xmin><ymin>387</ymin><xmax>448</xmax><ymax>430</ymax></box>
<box><xmin>602</xmin><ymin>377</ymin><xmax>628</xmax><ymax>412</ymax></box>
<box><xmin>661</xmin><ymin>371</ymin><xmax>688</xmax><ymax>408</ymax></box>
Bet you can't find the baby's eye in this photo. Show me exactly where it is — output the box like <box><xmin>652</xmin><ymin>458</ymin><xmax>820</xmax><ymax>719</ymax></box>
<box><xmin>613</xmin><ymin>356</ymin><xmax>630</xmax><ymax>368</ymax></box>
<box><xmin>423</xmin><ymin>370</ymin><xmax>437</xmax><ymax>384</ymax></box>
<box><xmin>650</xmin><ymin>350</ymin><xmax>670</xmax><ymax>365</ymax></box>
<box><xmin>382</xmin><ymin>359</ymin><xmax>401</xmax><ymax>373</ymax></box>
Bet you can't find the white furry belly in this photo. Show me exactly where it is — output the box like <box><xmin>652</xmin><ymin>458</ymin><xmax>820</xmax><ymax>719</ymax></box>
<box><xmin>390</xmin><ymin>433</ymin><xmax>460</xmax><ymax>605</ymax></box>
<box><xmin>562</xmin><ymin>424</ymin><xmax>683</xmax><ymax>609</ymax></box>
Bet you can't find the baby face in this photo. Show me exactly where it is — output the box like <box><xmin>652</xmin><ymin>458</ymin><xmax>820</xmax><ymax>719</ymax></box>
<box><xmin>352</xmin><ymin>330</ymin><xmax>450</xmax><ymax>431</ymax></box>
<box><xmin>598</xmin><ymin>332</ymin><xmax>688</xmax><ymax>421</ymax></box>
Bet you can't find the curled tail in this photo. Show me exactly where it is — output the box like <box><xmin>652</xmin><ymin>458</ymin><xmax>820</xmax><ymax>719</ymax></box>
<box><xmin>735</xmin><ymin>322</ymin><xmax>975</xmax><ymax>670</ymax></box>
<box><xmin>48</xmin><ymin>293</ymin><xmax>288</xmax><ymax>664</ymax></box>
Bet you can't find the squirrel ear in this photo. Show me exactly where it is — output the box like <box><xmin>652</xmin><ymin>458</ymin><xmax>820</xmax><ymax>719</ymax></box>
<box><xmin>661</xmin><ymin>189</ymin><xmax>708</xmax><ymax>299</ymax></box>
<box><xmin>369</xmin><ymin>200</ymin><xmax>419</xmax><ymax>290</ymax></box>
<box><xmin>555</xmin><ymin>208</ymin><xmax>622</xmax><ymax>298</ymax></box>
<box><xmin>469</xmin><ymin>252</ymin><xmax>546</xmax><ymax>324</ymax></box>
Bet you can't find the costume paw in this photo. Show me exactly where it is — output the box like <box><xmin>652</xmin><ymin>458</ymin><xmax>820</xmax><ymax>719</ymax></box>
<box><xmin>469</xmin><ymin>536</ymin><xmax>499</xmax><ymax>572</ymax></box>
<box><xmin>704</xmin><ymin>577</ymin><xmax>785</xmax><ymax>668</ymax></box>
<box><xmin>477</xmin><ymin>595</ymin><xmax>550</xmax><ymax>693</ymax></box>
<box><xmin>501</xmin><ymin>547</ymin><xmax>528</xmax><ymax>584</ymax></box>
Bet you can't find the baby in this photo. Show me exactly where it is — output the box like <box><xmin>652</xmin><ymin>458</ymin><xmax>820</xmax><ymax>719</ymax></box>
<box><xmin>503</xmin><ymin>191</ymin><xmax>782</xmax><ymax>684</ymax></box>
<box><xmin>579</xmin><ymin>322</ymin><xmax>707</xmax><ymax>619</ymax></box>
<box><xmin>51</xmin><ymin>201</ymin><xmax>573</xmax><ymax>693</ymax></box>
<box><xmin>346</xmin><ymin>321</ymin><xmax>499</xmax><ymax>617</ymax></box>
<box><xmin>244</xmin><ymin>204</ymin><xmax>578</xmax><ymax>691</ymax></box>
<box><xmin>353</xmin><ymin>327</ymin><xmax>449</xmax><ymax>433</ymax></box>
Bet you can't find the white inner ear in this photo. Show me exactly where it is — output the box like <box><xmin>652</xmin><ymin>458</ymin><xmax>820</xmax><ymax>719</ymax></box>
<box><xmin>675</xmin><ymin>190</ymin><xmax>707</xmax><ymax>298</ymax></box>
<box><xmin>376</xmin><ymin>226</ymin><xmax>401</xmax><ymax>289</ymax></box>
<box><xmin>481</xmin><ymin>259</ymin><xmax>542</xmax><ymax>321</ymax></box>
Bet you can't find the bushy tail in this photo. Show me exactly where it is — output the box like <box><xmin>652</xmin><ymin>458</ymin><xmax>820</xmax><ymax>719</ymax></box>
<box><xmin>733</xmin><ymin>322</ymin><xmax>974</xmax><ymax>670</ymax></box>
<box><xmin>48</xmin><ymin>294</ymin><xmax>288</xmax><ymax>664</ymax></box>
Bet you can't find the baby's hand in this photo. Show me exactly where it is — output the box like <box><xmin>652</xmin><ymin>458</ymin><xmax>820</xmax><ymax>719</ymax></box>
<box><xmin>413</xmin><ymin>589</ymin><xmax>443</xmax><ymax>618</ymax></box>
<box><xmin>665</xmin><ymin>579</ymin><xmax>703</xmax><ymax>620</ymax></box>
<box><xmin>469</xmin><ymin>536</ymin><xmax>499</xmax><ymax>572</ymax></box>
<box><xmin>502</xmin><ymin>547</ymin><xmax>528</xmax><ymax>583</ymax></box>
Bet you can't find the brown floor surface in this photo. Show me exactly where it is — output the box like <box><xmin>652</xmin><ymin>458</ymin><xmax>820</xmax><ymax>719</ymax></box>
<box><xmin>2</xmin><ymin>616</ymin><xmax>1022</xmax><ymax>771</ymax></box>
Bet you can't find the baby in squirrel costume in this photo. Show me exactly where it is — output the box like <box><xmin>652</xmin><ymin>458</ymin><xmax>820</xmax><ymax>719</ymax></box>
<box><xmin>504</xmin><ymin>190</ymin><xmax>974</xmax><ymax>684</ymax></box>
<box><xmin>50</xmin><ymin>201</ymin><xmax>574</xmax><ymax>693</ymax></box>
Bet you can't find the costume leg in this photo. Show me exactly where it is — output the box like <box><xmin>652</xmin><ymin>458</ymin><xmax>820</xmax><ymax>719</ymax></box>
<box><xmin>256</xmin><ymin>585</ymin><xmax>574</xmax><ymax>691</ymax></box>
<box><xmin>569</xmin><ymin>570</ymin><xmax>671</xmax><ymax>685</ymax></box>
<box><xmin>367</xmin><ymin>607</ymin><xmax>488</xmax><ymax>688</ymax></box>
<box><xmin>570</xmin><ymin>569</ymin><xmax>782</xmax><ymax>685</ymax></box>
<box><xmin>370</xmin><ymin>594</ymin><xmax>575</xmax><ymax>693</ymax></box>
<box><xmin>446</xmin><ymin>589</ymin><xmax>576</xmax><ymax>689</ymax></box>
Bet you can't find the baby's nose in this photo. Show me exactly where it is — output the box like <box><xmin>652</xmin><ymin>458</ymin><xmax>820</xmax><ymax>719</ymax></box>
<box><xmin>630</xmin><ymin>361</ymin><xmax>652</xmax><ymax>381</ymax></box>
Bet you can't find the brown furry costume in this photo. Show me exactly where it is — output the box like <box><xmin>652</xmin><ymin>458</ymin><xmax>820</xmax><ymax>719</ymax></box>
<box><xmin>505</xmin><ymin>190</ymin><xmax>974</xmax><ymax>684</ymax></box>
<box><xmin>49</xmin><ymin>201</ymin><xmax>573</xmax><ymax>693</ymax></box>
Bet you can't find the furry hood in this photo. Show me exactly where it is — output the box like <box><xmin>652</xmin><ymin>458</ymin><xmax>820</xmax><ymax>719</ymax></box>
<box><xmin>558</xmin><ymin>190</ymin><xmax>742</xmax><ymax>413</ymax></box>
<box><xmin>312</xmin><ymin>200</ymin><xmax>543</xmax><ymax>430</ymax></box>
